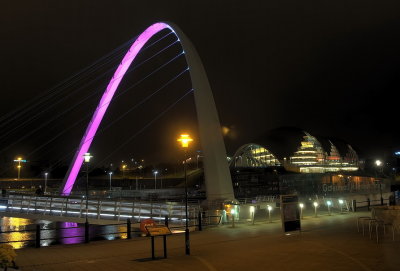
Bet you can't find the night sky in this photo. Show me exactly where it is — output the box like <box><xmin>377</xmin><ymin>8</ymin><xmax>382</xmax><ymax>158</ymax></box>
<box><xmin>1</xmin><ymin>1</ymin><xmax>400</xmax><ymax>172</ymax></box>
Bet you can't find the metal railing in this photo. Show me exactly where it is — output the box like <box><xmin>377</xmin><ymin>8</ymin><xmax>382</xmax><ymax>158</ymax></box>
<box><xmin>0</xmin><ymin>194</ymin><xmax>200</xmax><ymax>223</ymax></box>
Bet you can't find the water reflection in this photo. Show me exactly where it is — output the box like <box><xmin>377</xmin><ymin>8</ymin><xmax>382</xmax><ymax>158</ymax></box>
<box><xmin>59</xmin><ymin>222</ymin><xmax>84</xmax><ymax>245</ymax></box>
<box><xmin>1</xmin><ymin>217</ymin><xmax>31</xmax><ymax>249</ymax></box>
<box><xmin>0</xmin><ymin>216</ymin><xmax>129</xmax><ymax>249</ymax></box>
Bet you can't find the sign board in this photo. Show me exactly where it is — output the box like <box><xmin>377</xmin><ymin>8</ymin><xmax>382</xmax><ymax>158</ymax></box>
<box><xmin>145</xmin><ymin>225</ymin><xmax>172</xmax><ymax>236</ymax></box>
<box><xmin>280</xmin><ymin>194</ymin><xmax>301</xmax><ymax>233</ymax></box>
<box><xmin>140</xmin><ymin>219</ymin><xmax>155</xmax><ymax>233</ymax></box>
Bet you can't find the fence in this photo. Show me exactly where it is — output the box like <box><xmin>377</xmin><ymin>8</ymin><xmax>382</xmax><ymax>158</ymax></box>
<box><xmin>1</xmin><ymin>194</ymin><xmax>200</xmax><ymax>223</ymax></box>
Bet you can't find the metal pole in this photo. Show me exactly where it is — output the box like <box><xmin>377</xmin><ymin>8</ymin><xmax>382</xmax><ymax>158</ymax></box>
<box><xmin>85</xmin><ymin>159</ymin><xmax>90</xmax><ymax>243</ymax></box>
<box><xmin>109</xmin><ymin>173</ymin><xmax>112</xmax><ymax>191</ymax></box>
<box><xmin>17</xmin><ymin>161</ymin><xmax>21</xmax><ymax>179</ymax></box>
<box><xmin>86</xmin><ymin>163</ymin><xmax>89</xmax><ymax>223</ymax></box>
<box><xmin>127</xmin><ymin>219</ymin><xmax>131</xmax><ymax>239</ymax></box>
<box><xmin>380</xmin><ymin>182</ymin><xmax>383</xmax><ymax>205</ymax></box>
<box><xmin>44</xmin><ymin>174</ymin><xmax>48</xmax><ymax>193</ymax></box>
<box><xmin>184</xmin><ymin>149</ymin><xmax>190</xmax><ymax>255</ymax></box>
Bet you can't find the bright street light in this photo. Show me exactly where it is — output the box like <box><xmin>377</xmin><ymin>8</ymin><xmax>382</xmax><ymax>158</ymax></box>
<box><xmin>231</xmin><ymin>208</ymin><xmax>236</xmax><ymax>228</ymax></box>
<box><xmin>313</xmin><ymin>202</ymin><xmax>319</xmax><ymax>217</ymax></box>
<box><xmin>375</xmin><ymin>160</ymin><xmax>384</xmax><ymax>205</ymax></box>
<box><xmin>267</xmin><ymin>205</ymin><xmax>273</xmax><ymax>223</ymax></box>
<box><xmin>153</xmin><ymin>170</ymin><xmax>158</xmax><ymax>190</ymax></box>
<box><xmin>250</xmin><ymin>206</ymin><xmax>255</xmax><ymax>225</ymax></box>
<box><xmin>338</xmin><ymin>199</ymin><xmax>344</xmax><ymax>213</ymax></box>
<box><xmin>108</xmin><ymin>172</ymin><xmax>113</xmax><ymax>191</ymax></box>
<box><xmin>326</xmin><ymin>200</ymin><xmax>332</xmax><ymax>215</ymax></box>
<box><xmin>83</xmin><ymin>153</ymin><xmax>92</xmax><ymax>222</ymax></box>
<box><xmin>83</xmin><ymin>152</ymin><xmax>92</xmax><ymax>243</ymax></box>
<box><xmin>44</xmin><ymin>172</ymin><xmax>48</xmax><ymax>193</ymax></box>
<box><xmin>177</xmin><ymin>133</ymin><xmax>193</xmax><ymax>255</ymax></box>
<box><xmin>122</xmin><ymin>164</ymin><xmax>127</xmax><ymax>179</ymax></box>
<box><xmin>299</xmin><ymin>203</ymin><xmax>304</xmax><ymax>219</ymax></box>
<box><xmin>13</xmin><ymin>157</ymin><xmax>27</xmax><ymax>179</ymax></box>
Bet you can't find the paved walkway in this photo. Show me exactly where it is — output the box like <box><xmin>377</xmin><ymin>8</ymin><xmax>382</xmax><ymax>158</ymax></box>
<box><xmin>11</xmin><ymin>211</ymin><xmax>400</xmax><ymax>271</ymax></box>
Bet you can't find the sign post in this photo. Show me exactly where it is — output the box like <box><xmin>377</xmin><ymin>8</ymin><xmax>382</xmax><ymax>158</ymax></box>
<box><xmin>280</xmin><ymin>194</ymin><xmax>301</xmax><ymax>233</ymax></box>
<box><xmin>145</xmin><ymin>225</ymin><xmax>172</xmax><ymax>259</ymax></box>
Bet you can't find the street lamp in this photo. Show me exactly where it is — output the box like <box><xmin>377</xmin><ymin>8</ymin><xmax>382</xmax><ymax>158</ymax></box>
<box><xmin>108</xmin><ymin>172</ymin><xmax>113</xmax><ymax>191</ymax></box>
<box><xmin>326</xmin><ymin>200</ymin><xmax>332</xmax><ymax>215</ymax></box>
<box><xmin>83</xmin><ymin>153</ymin><xmax>92</xmax><ymax>222</ymax></box>
<box><xmin>177</xmin><ymin>133</ymin><xmax>193</xmax><ymax>256</ymax></box>
<box><xmin>250</xmin><ymin>206</ymin><xmax>255</xmax><ymax>225</ymax></box>
<box><xmin>267</xmin><ymin>205</ymin><xmax>273</xmax><ymax>223</ymax></box>
<box><xmin>44</xmin><ymin>172</ymin><xmax>48</xmax><ymax>193</ymax></box>
<box><xmin>231</xmin><ymin>208</ymin><xmax>236</xmax><ymax>228</ymax></box>
<box><xmin>338</xmin><ymin>199</ymin><xmax>344</xmax><ymax>213</ymax></box>
<box><xmin>83</xmin><ymin>153</ymin><xmax>92</xmax><ymax>243</ymax></box>
<box><xmin>299</xmin><ymin>203</ymin><xmax>304</xmax><ymax>219</ymax></box>
<box><xmin>13</xmin><ymin>157</ymin><xmax>26</xmax><ymax>179</ymax></box>
<box><xmin>153</xmin><ymin>170</ymin><xmax>158</xmax><ymax>190</ymax></box>
<box><xmin>313</xmin><ymin>202</ymin><xmax>319</xmax><ymax>217</ymax></box>
<box><xmin>122</xmin><ymin>164</ymin><xmax>127</xmax><ymax>179</ymax></box>
<box><xmin>375</xmin><ymin>160</ymin><xmax>384</xmax><ymax>205</ymax></box>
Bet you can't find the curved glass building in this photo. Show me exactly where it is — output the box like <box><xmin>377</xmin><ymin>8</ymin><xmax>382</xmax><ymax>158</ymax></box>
<box><xmin>230</xmin><ymin>128</ymin><xmax>359</xmax><ymax>173</ymax></box>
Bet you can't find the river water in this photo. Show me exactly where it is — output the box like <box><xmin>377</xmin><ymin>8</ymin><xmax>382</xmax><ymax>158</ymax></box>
<box><xmin>0</xmin><ymin>216</ymin><xmax>129</xmax><ymax>249</ymax></box>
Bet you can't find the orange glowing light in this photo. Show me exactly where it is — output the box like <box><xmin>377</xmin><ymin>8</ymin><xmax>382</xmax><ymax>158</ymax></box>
<box><xmin>177</xmin><ymin>134</ymin><xmax>193</xmax><ymax>148</ymax></box>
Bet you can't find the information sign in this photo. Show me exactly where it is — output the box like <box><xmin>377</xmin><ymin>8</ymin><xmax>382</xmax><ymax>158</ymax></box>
<box><xmin>140</xmin><ymin>218</ymin><xmax>155</xmax><ymax>233</ymax></box>
<box><xmin>280</xmin><ymin>194</ymin><xmax>301</xmax><ymax>233</ymax></box>
<box><xmin>146</xmin><ymin>225</ymin><xmax>172</xmax><ymax>236</ymax></box>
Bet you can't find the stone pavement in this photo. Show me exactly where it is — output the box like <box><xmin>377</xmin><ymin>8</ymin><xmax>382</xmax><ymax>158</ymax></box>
<box><xmin>12</xmin><ymin>211</ymin><xmax>400</xmax><ymax>271</ymax></box>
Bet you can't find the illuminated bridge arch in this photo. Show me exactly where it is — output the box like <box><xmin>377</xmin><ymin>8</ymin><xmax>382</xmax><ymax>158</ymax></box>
<box><xmin>61</xmin><ymin>22</ymin><xmax>235</xmax><ymax>202</ymax></box>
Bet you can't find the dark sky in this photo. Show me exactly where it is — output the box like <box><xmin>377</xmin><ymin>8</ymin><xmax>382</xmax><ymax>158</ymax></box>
<box><xmin>1</xmin><ymin>0</ymin><xmax>400</xmax><ymax>171</ymax></box>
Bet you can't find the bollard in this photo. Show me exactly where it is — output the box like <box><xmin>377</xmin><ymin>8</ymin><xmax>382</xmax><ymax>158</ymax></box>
<box><xmin>352</xmin><ymin>200</ymin><xmax>357</xmax><ymax>212</ymax></box>
<box><xmin>367</xmin><ymin>198</ymin><xmax>370</xmax><ymax>211</ymax></box>
<box><xmin>198</xmin><ymin>211</ymin><xmax>202</xmax><ymax>231</ymax></box>
<box><xmin>127</xmin><ymin>219</ymin><xmax>132</xmax><ymax>239</ymax></box>
<box><xmin>164</xmin><ymin>215</ymin><xmax>169</xmax><ymax>227</ymax></box>
<box><xmin>35</xmin><ymin>224</ymin><xmax>41</xmax><ymax>248</ymax></box>
<box><xmin>85</xmin><ymin>221</ymin><xmax>90</xmax><ymax>243</ymax></box>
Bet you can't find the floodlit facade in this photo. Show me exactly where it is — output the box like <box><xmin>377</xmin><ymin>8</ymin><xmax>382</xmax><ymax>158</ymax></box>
<box><xmin>231</xmin><ymin>144</ymin><xmax>281</xmax><ymax>168</ymax></box>
<box><xmin>230</xmin><ymin>130</ymin><xmax>359</xmax><ymax>173</ymax></box>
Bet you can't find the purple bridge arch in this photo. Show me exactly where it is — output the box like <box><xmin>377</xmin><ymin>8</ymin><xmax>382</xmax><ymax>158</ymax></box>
<box><xmin>61</xmin><ymin>22</ymin><xmax>235</xmax><ymax>204</ymax></box>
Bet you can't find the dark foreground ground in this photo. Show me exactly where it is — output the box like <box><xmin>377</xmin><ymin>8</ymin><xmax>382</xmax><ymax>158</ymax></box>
<box><xmin>11</xmin><ymin>210</ymin><xmax>400</xmax><ymax>271</ymax></box>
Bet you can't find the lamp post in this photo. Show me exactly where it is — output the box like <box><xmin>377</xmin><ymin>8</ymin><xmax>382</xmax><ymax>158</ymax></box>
<box><xmin>313</xmin><ymin>202</ymin><xmax>318</xmax><ymax>217</ymax></box>
<box><xmin>153</xmin><ymin>170</ymin><xmax>158</xmax><ymax>190</ymax></box>
<box><xmin>375</xmin><ymin>160</ymin><xmax>384</xmax><ymax>205</ymax></box>
<box><xmin>177</xmin><ymin>133</ymin><xmax>193</xmax><ymax>256</ymax></box>
<box><xmin>326</xmin><ymin>200</ymin><xmax>332</xmax><ymax>215</ymax></box>
<box><xmin>13</xmin><ymin>157</ymin><xmax>26</xmax><ymax>179</ymax></box>
<box><xmin>109</xmin><ymin>172</ymin><xmax>113</xmax><ymax>191</ymax></box>
<box><xmin>338</xmin><ymin>199</ymin><xmax>344</xmax><ymax>213</ymax></box>
<box><xmin>231</xmin><ymin>208</ymin><xmax>236</xmax><ymax>228</ymax></box>
<box><xmin>250</xmin><ymin>206</ymin><xmax>255</xmax><ymax>225</ymax></box>
<box><xmin>44</xmin><ymin>172</ymin><xmax>48</xmax><ymax>193</ymax></box>
<box><xmin>83</xmin><ymin>153</ymin><xmax>92</xmax><ymax>224</ymax></box>
<box><xmin>267</xmin><ymin>205</ymin><xmax>272</xmax><ymax>223</ymax></box>
<box><xmin>299</xmin><ymin>203</ymin><xmax>304</xmax><ymax>219</ymax></box>
<box><xmin>122</xmin><ymin>164</ymin><xmax>127</xmax><ymax>179</ymax></box>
